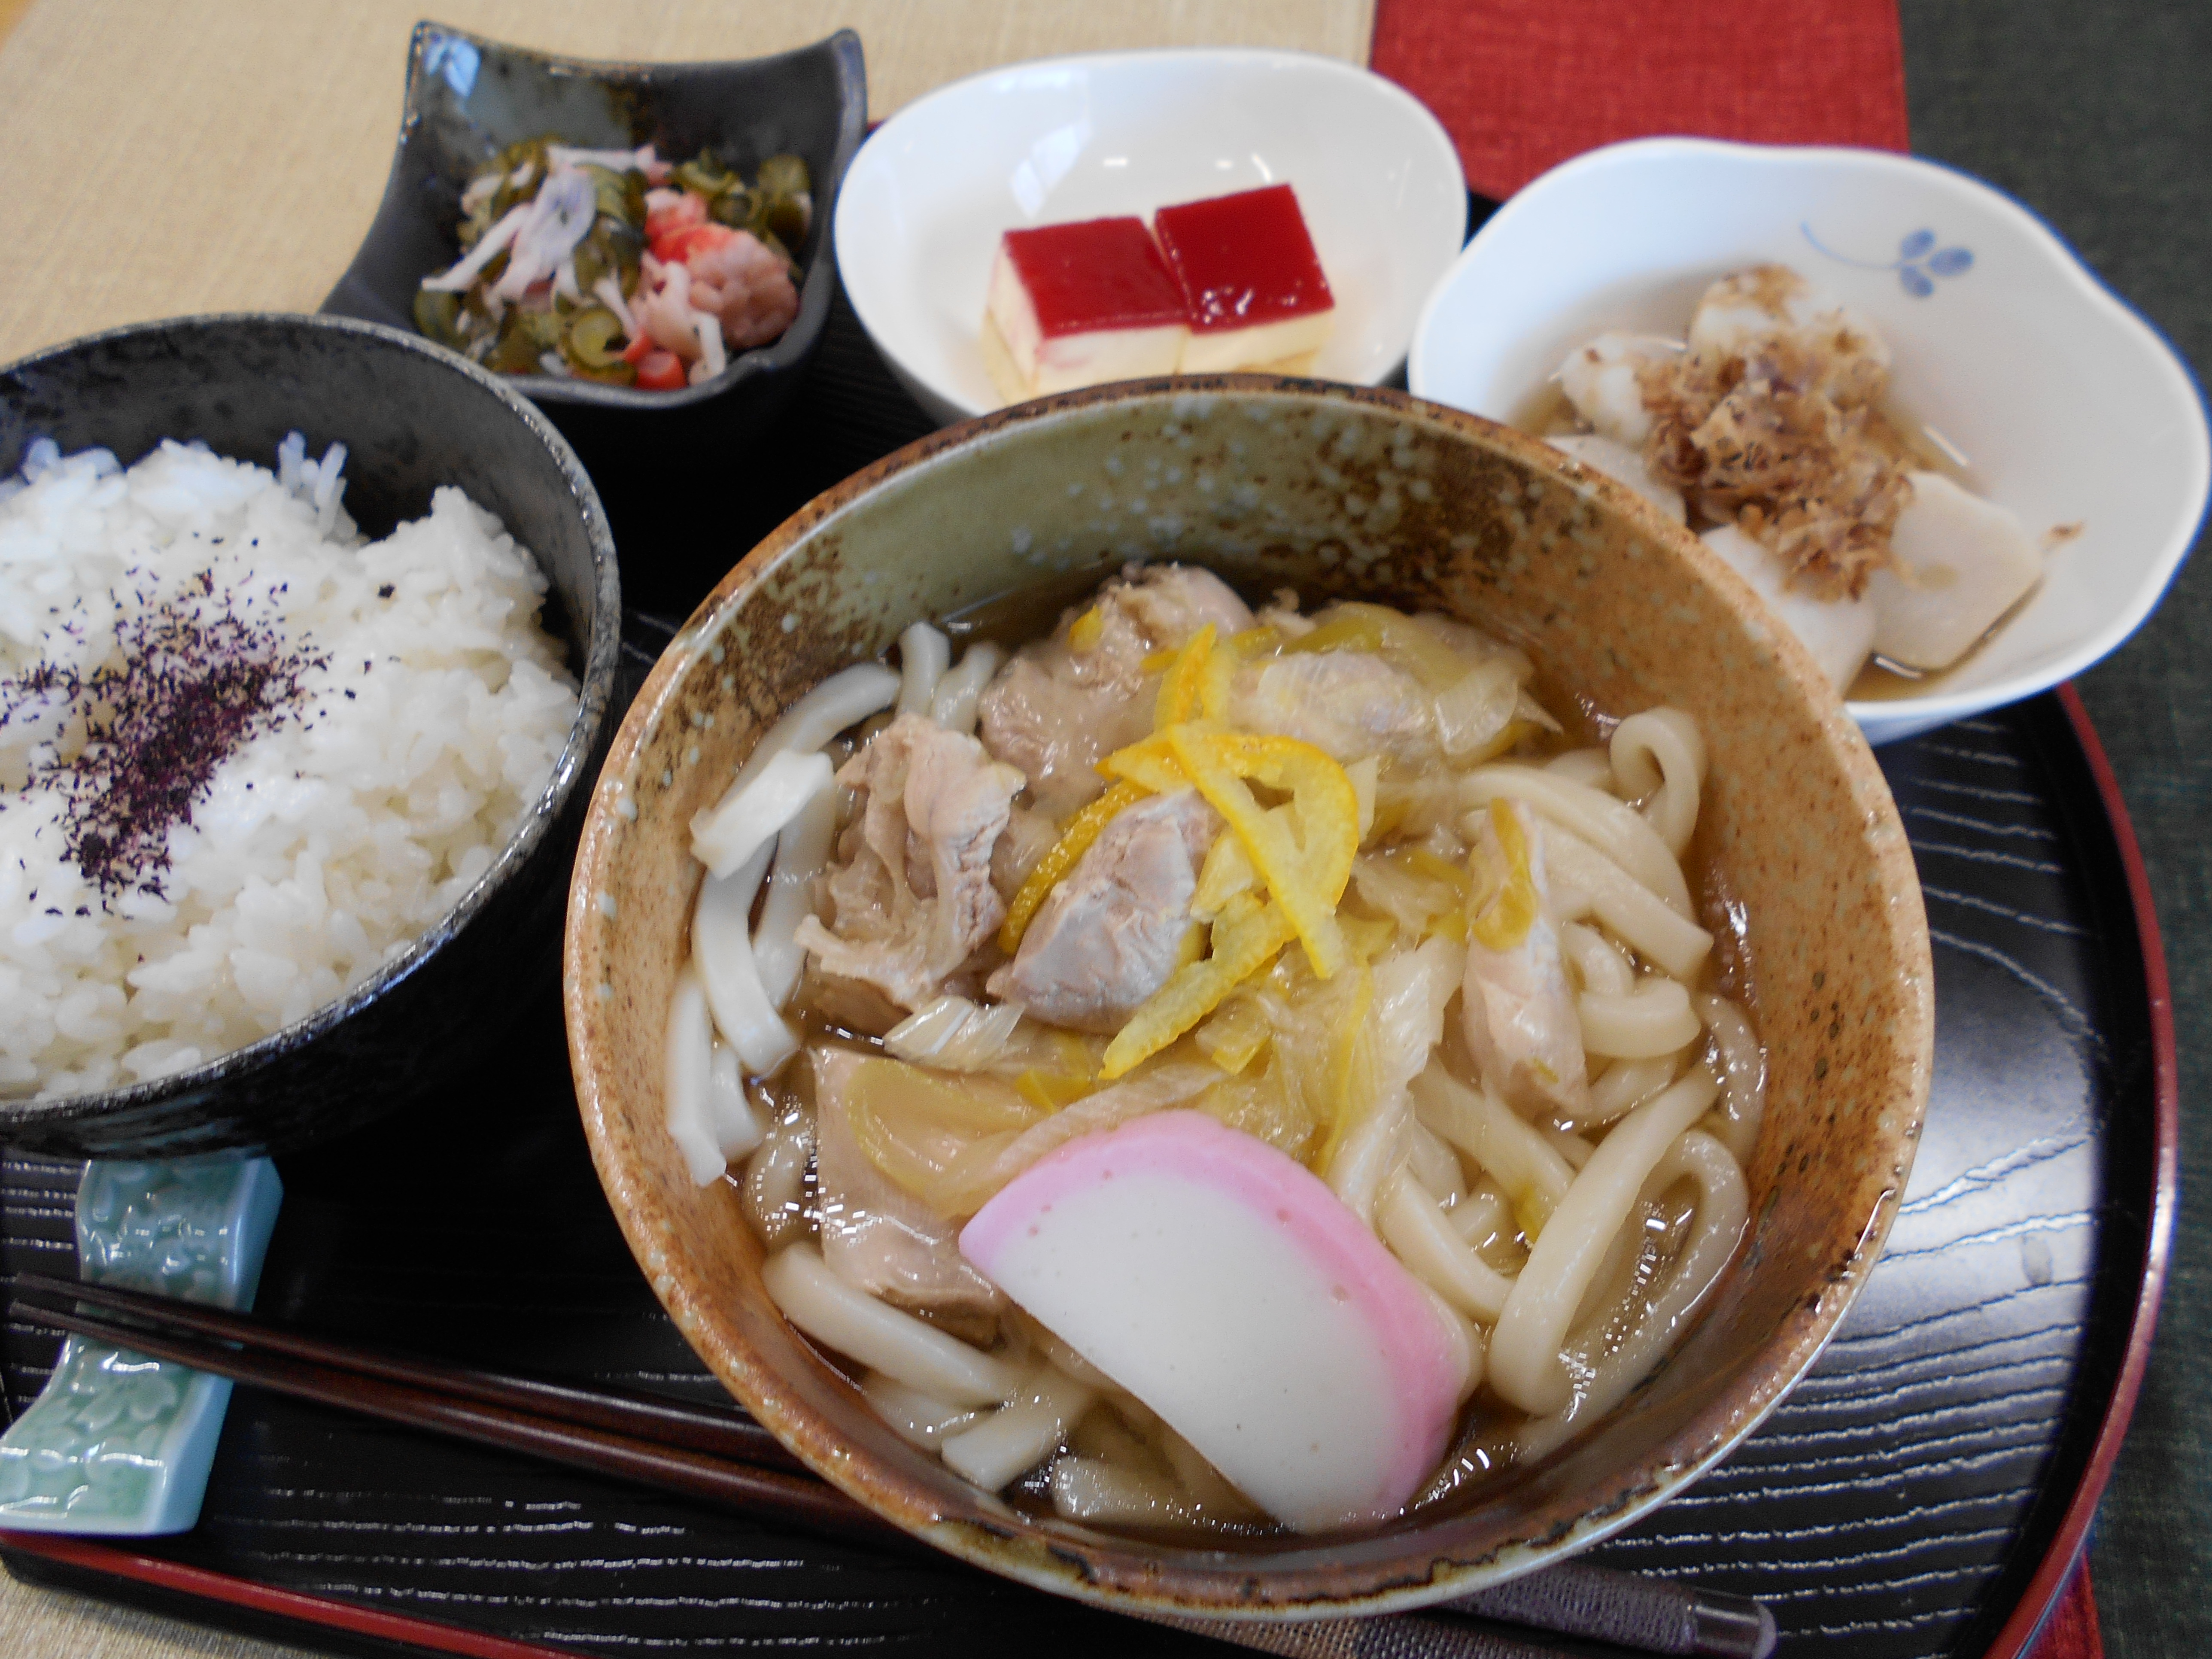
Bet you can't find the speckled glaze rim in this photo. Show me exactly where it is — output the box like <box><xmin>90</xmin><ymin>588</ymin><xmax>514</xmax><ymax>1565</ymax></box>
<box><xmin>338</xmin><ymin>20</ymin><xmax>867</xmax><ymax>410</ymax></box>
<box><xmin>565</xmin><ymin>375</ymin><xmax>1933</xmax><ymax>1620</ymax></box>
<box><xmin>0</xmin><ymin>311</ymin><xmax>622</xmax><ymax>1142</ymax></box>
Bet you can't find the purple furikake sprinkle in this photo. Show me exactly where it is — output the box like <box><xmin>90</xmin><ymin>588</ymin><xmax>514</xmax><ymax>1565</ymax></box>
<box><xmin>0</xmin><ymin>592</ymin><xmax>326</xmax><ymax>902</ymax></box>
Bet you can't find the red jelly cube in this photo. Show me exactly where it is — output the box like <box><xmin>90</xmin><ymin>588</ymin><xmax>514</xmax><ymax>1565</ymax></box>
<box><xmin>1153</xmin><ymin>184</ymin><xmax>1336</xmax><ymax>374</ymax></box>
<box><xmin>984</xmin><ymin>217</ymin><xmax>1191</xmax><ymax>400</ymax></box>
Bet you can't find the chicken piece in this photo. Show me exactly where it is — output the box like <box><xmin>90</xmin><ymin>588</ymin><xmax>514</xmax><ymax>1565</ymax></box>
<box><xmin>794</xmin><ymin>714</ymin><xmax>1025</xmax><ymax>1009</ymax></box>
<box><xmin>1462</xmin><ymin>799</ymin><xmax>1589</xmax><ymax>1119</ymax></box>
<box><xmin>1113</xmin><ymin>562</ymin><xmax>1254</xmax><ymax>644</ymax></box>
<box><xmin>1229</xmin><ymin>650</ymin><xmax>1437</xmax><ymax>766</ymax></box>
<box><xmin>977</xmin><ymin>563</ymin><xmax>1254</xmax><ymax>817</ymax></box>
<box><xmin>792</xmin><ymin>964</ymin><xmax>909</xmax><ymax>1040</ymax></box>
<box><xmin>1688</xmin><ymin>266</ymin><xmax>1890</xmax><ymax>407</ymax></box>
<box><xmin>975</xmin><ymin>652</ymin><xmax>1145</xmax><ymax>820</ymax></box>
<box><xmin>1865</xmin><ymin>471</ymin><xmax>2043</xmax><ymax>671</ymax></box>
<box><xmin>1254</xmin><ymin>588</ymin><xmax>1316</xmax><ymax>639</ymax></box>
<box><xmin>1702</xmin><ymin>523</ymin><xmax>1875</xmax><ymax>693</ymax></box>
<box><xmin>988</xmin><ymin>789</ymin><xmax>1219</xmax><ymax>1032</ymax></box>
<box><xmin>1554</xmin><ymin>332</ymin><xmax>1678</xmax><ymax>447</ymax></box>
<box><xmin>811</xmin><ymin>1046</ymin><xmax>1006</xmax><ymax>1319</ymax></box>
<box><xmin>1544</xmin><ymin>433</ymin><xmax>1686</xmax><ymax>524</ymax></box>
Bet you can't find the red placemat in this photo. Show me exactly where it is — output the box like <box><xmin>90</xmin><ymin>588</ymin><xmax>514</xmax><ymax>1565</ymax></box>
<box><xmin>1370</xmin><ymin>0</ymin><xmax>1908</xmax><ymax>198</ymax></box>
<box><xmin>1366</xmin><ymin>5</ymin><xmax>2098</xmax><ymax>1656</ymax></box>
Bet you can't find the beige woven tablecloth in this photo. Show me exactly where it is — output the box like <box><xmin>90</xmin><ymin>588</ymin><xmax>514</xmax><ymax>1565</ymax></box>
<box><xmin>0</xmin><ymin>0</ymin><xmax>1371</xmax><ymax>365</ymax></box>
<box><xmin>0</xmin><ymin>3</ymin><xmax>1369</xmax><ymax>1654</ymax></box>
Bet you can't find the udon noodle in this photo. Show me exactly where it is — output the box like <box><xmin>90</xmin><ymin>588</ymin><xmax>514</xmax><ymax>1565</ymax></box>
<box><xmin>668</xmin><ymin>564</ymin><xmax>1762</xmax><ymax>1532</ymax></box>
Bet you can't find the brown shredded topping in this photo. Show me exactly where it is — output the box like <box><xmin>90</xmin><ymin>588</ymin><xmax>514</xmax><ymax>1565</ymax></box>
<box><xmin>1737</xmin><ymin>264</ymin><xmax>1805</xmax><ymax>315</ymax></box>
<box><xmin>1636</xmin><ymin>280</ymin><xmax>1911</xmax><ymax>601</ymax></box>
<box><xmin>0</xmin><ymin>592</ymin><xmax>326</xmax><ymax>902</ymax></box>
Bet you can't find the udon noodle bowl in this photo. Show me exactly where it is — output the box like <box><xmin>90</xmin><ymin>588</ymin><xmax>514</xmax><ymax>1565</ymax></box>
<box><xmin>666</xmin><ymin>560</ymin><xmax>1762</xmax><ymax>1535</ymax></box>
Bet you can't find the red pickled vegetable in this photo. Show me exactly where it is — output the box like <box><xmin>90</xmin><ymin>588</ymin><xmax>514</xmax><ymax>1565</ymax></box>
<box><xmin>636</xmin><ymin>351</ymin><xmax>687</xmax><ymax>390</ymax></box>
<box><xmin>662</xmin><ymin>222</ymin><xmax>739</xmax><ymax>266</ymax></box>
<box><xmin>645</xmin><ymin>191</ymin><xmax>709</xmax><ymax>259</ymax></box>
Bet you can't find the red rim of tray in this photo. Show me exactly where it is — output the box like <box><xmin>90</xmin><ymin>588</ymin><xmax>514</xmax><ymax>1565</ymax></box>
<box><xmin>1972</xmin><ymin>685</ymin><xmax>2177</xmax><ymax>1659</ymax></box>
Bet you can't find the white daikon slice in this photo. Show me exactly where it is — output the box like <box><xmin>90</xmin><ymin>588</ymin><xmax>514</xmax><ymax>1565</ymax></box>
<box><xmin>1866</xmin><ymin>471</ymin><xmax>2043</xmax><ymax>671</ymax></box>
<box><xmin>1545</xmin><ymin>433</ymin><xmax>1686</xmax><ymax>523</ymax></box>
<box><xmin>1553</xmin><ymin>333</ymin><xmax>1676</xmax><ymax>447</ymax></box>
<box><xmin>1702</xmin><ymin>524</ymin><xmax>1875</xmax><ymax>693</ymax></box>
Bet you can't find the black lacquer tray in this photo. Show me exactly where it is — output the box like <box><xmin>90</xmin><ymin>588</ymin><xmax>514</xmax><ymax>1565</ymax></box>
<box><xmin>0</xmin><ymin>288</ymin><xmax>2171</xmax><ymax>1659</ymax></box>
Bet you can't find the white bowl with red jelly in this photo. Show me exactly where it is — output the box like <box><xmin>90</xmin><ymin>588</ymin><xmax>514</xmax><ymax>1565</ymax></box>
<box><xmin>835</xmin><ymin>49</ymin><xmax>1468</xmax><ymax>426</ymax></box>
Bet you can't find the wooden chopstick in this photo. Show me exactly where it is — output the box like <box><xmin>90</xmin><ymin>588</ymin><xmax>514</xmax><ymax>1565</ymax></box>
<box><xmin>9</xmin><ymin>1280</ymin><xmax>908</xmax><ymax>1554</ymax></box>
<box><xmin>8</xmin><ymin>1275</ymin><xmax>1774</xmax><ymax>1659</ymax></box>
<box><xmin>10</xmin><ymin>1270</ymin><xmax>796</xmax><ymax>1470</ymax></box>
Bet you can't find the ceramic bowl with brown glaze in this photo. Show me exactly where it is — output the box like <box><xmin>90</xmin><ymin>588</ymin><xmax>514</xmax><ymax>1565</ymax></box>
<box><xmin>563</xmin><ymin>379</ymin><xmax>1933</xmax><ymax>1616</ymax></box>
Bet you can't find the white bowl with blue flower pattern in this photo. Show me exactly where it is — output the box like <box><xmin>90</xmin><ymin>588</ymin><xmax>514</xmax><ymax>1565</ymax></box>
<box><xmin>1409</xmin><ymin>137</ymin><xmax>2210</xmax><ymax>745</ymax></box>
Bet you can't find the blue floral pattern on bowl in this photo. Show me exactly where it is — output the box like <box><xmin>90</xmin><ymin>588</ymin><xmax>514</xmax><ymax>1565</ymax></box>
<box><xmin>1802</xmin><ymin>223</ymin><xmax>1974</xmax><ymax>296</ymax></box>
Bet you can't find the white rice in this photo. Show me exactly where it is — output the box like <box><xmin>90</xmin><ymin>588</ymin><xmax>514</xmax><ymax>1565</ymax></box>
<box><xmin>0</xmin><ymin>436</ymin><xmax>580</xmax><ymax>1099</ymax></box>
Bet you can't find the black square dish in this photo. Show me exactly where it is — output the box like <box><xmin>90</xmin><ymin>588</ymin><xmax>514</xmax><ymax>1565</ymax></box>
<box><xmin>323</xmin><ymin>21</ymin><xmax>867</xmax><ymax>611</ymax></box>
